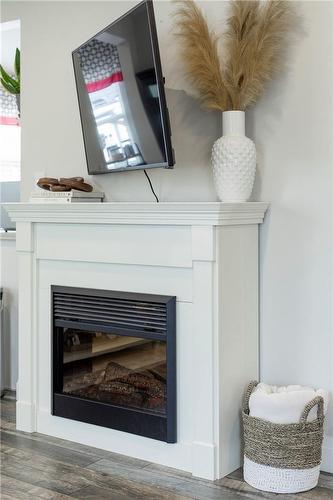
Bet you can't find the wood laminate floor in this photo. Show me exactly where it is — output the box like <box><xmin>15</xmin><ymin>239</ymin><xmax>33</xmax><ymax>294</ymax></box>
<box><xmin>1</xmin><ymin>393</ymin><xmax>332</xmax><ymax>499</ymax></box>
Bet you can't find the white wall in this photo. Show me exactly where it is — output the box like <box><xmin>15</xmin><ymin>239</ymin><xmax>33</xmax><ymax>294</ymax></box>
<box><xmin>253</xmin><ymin>1</ymin><xmax>333</xmax><ymax>471</ymax></box>
<box><xmin>2</xmin><ymin>0</ymin><xmax>332</xmax><ymax>471</ymax></box>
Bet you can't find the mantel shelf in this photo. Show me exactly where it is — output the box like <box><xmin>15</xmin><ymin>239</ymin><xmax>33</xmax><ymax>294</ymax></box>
<box><xmin>4</xmin><ymin>201</ymin><xmax>268</xmax><ymax>226</ymax></box>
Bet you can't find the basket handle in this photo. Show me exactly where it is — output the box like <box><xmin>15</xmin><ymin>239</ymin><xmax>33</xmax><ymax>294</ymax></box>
<box><xmin>300</xmin><ymin>395</ymin><xmax>324</xmax><ymax>424</ymax></box>
<box><xmin>243</xmin><ymin>381</ymin><xmax>258</xmax><ymax>415</ymax></box>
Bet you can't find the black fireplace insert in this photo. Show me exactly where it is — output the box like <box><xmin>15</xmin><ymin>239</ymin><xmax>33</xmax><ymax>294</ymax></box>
<box><xmin>51</xmin><ymin>286</ymin><xmax>176</xmax><ymax>442</ymax></box>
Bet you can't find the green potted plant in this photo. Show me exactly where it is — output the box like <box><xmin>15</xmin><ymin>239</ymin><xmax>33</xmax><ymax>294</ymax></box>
<box><xmin>0</xmin><ymin>48</ymin><xmax>20</xmax><ymax>114</ymax></box>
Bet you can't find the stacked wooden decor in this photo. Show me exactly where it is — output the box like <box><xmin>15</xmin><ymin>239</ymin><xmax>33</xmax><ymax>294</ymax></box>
<box><xmin>31</xmin><ymin>176</ymin><xmax>104</xmax><ymax>203</ymax></box>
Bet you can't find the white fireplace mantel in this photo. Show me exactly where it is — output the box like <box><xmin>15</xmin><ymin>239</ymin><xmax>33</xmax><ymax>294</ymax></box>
<box><xmin>6</xmin><ymin>201</ymin><xmax>268</xmax><ymax>481</ymax></box>
<box><xmin>6</xmin><ymin>201</ymin><xmax>267</xmax><ymax>225</ymax></box>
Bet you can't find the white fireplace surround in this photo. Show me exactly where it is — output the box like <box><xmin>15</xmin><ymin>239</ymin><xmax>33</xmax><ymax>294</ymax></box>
<box><xmin>6</xmin><ymin>201</ymin><xmax>268</xmax><ymax>480</ymax></box>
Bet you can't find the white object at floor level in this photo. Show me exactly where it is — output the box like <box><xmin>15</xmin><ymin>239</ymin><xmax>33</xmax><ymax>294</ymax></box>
<box><xmin>243</xmin><ymin>381</ymin><xmax>327</xmax><ymax>494</ymax></box>
<box><xmin>249</xmin><ymin>382</ymin><xmax>329</xmax><ymax>423</ymax></box>
<box><xmin>244</xmin><ymin>456</ymin><xmax>320</xmax><ymax>494</ymax></box>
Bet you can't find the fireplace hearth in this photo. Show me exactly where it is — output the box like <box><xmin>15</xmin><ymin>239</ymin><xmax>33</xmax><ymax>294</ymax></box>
<box><xmin>52</xmin><ymin>286</ymin><xmax>176</xmax><ymax>442</ymax></box>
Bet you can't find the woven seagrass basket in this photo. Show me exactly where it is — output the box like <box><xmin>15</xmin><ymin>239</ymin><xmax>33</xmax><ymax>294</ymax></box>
<box><xmin>242</xmin><ymin>381</ymin><xmax>325</xmax><ymax>494</ymax></box>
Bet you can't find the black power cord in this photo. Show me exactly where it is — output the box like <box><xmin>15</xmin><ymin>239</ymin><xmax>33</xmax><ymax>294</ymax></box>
<box><xmin>144</xmin><ymin>169</ymin><xmax>159</xmax><ymax>203</ymax></box>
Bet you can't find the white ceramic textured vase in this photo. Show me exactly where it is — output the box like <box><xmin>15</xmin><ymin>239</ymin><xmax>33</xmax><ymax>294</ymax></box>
<box><xmin>212</xmin><ymin>111</ymin><xmax>256</xmax><ymax>202</ymax></box>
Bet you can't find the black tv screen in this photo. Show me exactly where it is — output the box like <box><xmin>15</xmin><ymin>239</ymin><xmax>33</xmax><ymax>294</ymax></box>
<box><xmin>72</xmin><ymin>0</ymin><xmax>174</xmax><ymax>174</ymax></box>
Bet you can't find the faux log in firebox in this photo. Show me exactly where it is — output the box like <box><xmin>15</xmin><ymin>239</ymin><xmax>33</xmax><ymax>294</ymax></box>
<box><xmin>52</xmin><ymin>286</ymin><xmax>176</xmax><ymax>442</ymax></box>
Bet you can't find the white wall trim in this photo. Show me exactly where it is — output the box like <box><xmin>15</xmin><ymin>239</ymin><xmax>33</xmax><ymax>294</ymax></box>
<box><xmin>0</xmin><ymin>20</ymin><xmax>20</xmax><ymax>32</ymax></box>
<box><xmin>0</xmin><ymin>230</ymin><xmax>16</xmax><ymax>241</ymax></box>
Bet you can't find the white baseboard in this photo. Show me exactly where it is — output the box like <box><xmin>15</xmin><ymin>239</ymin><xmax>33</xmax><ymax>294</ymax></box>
<box><xmin>16</xmin><ymin>400</ymin><xmax>36</xmax><ymax>432</ymax></box>
<box><xmin>321</xmin><ymin>445</ymin><xmax>333</xmax><ymax>473</ymax></box>
<box><xmin>191</xmin><ymin>441</ymin><xmax>217</xmax><ymax>479</ymax></box>
<box><xmin>3</xmin><ymin>384</ymin><xmax>16</xmax><ymax>391</ymax></box>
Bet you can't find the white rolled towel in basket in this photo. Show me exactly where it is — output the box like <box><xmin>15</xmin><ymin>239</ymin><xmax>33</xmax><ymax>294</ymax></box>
<box><xmin>249</xmin><ymin>383</ymin><xmax>329</xmax><ymax>423</ymax></box>
<box><xmin>243</xmin><ymin>382</ymin><xmax>329</xmax><ymax>494</ymax></box>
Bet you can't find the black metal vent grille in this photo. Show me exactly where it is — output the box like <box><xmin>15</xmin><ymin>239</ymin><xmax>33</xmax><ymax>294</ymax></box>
<box><xmin>52</xmin><ymin>287</ymin><xmax>173</xmax><ymax>336</ymax></box>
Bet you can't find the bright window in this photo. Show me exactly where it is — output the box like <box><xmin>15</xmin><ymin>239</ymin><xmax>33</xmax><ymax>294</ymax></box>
<box><xmin>0</xmin><ymin>20</ymin><xmax>21</xmax><ymax>184</ymax></box>
<box><xmin>0</xmin><ymin>124</ymin><xmax>20</xmax><ymax>182</ymax></box>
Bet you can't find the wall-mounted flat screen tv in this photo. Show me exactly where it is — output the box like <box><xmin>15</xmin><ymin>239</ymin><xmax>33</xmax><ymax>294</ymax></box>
<box><xmin>72</xmin><ymin>0</ymin><xmax>174</xmax><ymax>175</ymax></box>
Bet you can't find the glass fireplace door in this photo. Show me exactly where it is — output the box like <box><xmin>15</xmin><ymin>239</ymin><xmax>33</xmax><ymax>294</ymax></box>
<box><xmin>59</xmin><ymin>328</ymin><xmax>167</xmax><ymax>414</ymax></box>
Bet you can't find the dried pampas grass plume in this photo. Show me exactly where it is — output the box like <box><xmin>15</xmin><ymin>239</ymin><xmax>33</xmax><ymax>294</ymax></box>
<box><xmin>174</xmin><ymin>0</ymin><xmax>295</xmax><ymax>111</ymax></box>
<box><xmin>223</xmin><ymin>0</ymin><xmax>261</xmax><ymax>109</ymax></box>
<box><xmin>225</xmin><ymin>0</ymin><xmax>295</xmax><ymax>110</ymax></box>
<box><xmin>173</xmin><ymin>0</ymin><xmax>229</xmax><ymax>110</ymax></box>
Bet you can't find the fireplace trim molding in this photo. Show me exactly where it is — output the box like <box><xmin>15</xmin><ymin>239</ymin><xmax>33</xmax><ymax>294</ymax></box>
<box><xmin>5</xmin><ymin>201</ymin><xmax>267</xmax><ymax>225</ymax></box>
<box><xmin>6</xmin><ymin>201</ymin><xmax>268</xmax><ymax>481</ymax></box>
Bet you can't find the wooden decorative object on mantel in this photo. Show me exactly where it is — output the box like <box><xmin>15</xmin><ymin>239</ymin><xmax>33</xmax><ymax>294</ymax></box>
<box><xmin>37</xmin><ymin>177</ymin><xmax>93</xmax><ymax>192</ymax></box>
